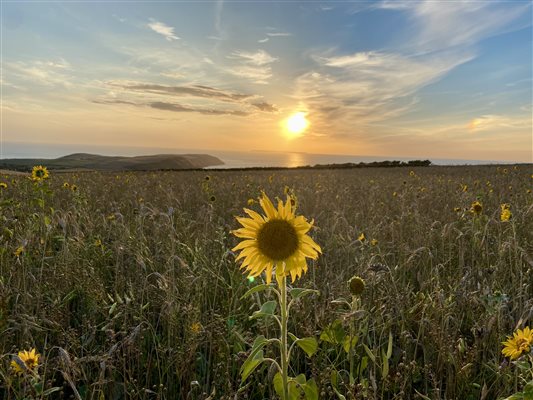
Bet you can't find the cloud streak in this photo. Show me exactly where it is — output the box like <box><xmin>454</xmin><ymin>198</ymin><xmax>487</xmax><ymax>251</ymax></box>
<box><xmin>148</xmin><ymin>19</ymin><xmax>180</xmax><ymax>41</ymax></box>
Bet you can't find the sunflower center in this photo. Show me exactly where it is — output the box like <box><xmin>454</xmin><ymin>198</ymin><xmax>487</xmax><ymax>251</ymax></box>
<box><xmin>36</xmin><ymin>170</ymin><xmax>44</xmax><ymax>178</ymax></box>
<box><xmin>257</xmin><ymin>219</ymin><xmax>299</xmax><ymax>261</ymax></box>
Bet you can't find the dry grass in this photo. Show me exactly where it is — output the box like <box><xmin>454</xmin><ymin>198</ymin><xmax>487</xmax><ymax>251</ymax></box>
<box><xmin>0</xmin><ymin>165</ymin><xmax>531</xmax><ymax>399</ymax></box>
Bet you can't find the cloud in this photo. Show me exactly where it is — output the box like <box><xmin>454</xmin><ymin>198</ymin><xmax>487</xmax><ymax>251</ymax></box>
<box><xmin>226</xmin><ymin>49</ymin><xmax>278</xmax><ymax>84</ymax></box>
<box><xmin>266</xmin><ymin>32</ymin><xmax>291</xmax><ymax>37</ymax></box>
<box><xmin>154</xmin><ymin>102</ymin><xmax>249</xmax><ymax>116</ymax></box>
<box><xmin>294</xmin><ymin>50</ymin><xmax>474</xmax><ymax>135</ymax></box>
<box><xmin>467</xmin><ymin>114</ymin><xmax>531</xmax><ymax>132</ymax></box>
<box><xmin>252</xmin><ymin>102</ymin><xmax>278</xmax><ymax>112</ymax></box>
<box><xmin>147</xmin><ymin>19</ymin><xmax>180</xmax><ymax>41</ymax></box>
<box><xmin>110</xmin><ymin>82</ymin><xmax>254</xmax><ymax>102</ymax></box>
<box><xmin>3</xmin><ymin>59</ymin><xmax>75</xmax><ymax>88</ymax></box>
<box><xmin>377</xmin><ymin>1</ymin><xmax>531</xmax><ymax>52</ymax></box>
<box><xmin>230</xmin><ymin>49</ymin><xmax>278</xmax><ymax>66</ymax></box>
<box><xmin>258</xmin><ymin>38</ymin><xmax>269</xmax><ymax>43</ymax></box>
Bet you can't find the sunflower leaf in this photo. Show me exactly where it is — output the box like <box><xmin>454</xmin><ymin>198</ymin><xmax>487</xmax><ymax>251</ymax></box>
<box><xmin>250</xmin><ymin>301</ymin><xmax>277</xmax><ymax>320</ymax></box>
<box><xmin>240</xmin><ymin>284</ymin><xmax>274</xmax><ymax>300</ymax></box>
<box><xmin>295</xmin><ymin>337</ymin><xmax>318</xmax><ymax>357</ymax></box>
<box><xmin>290</xmin><ymin>288</ymin><xmax>319</xmax><ymax>300</ymax></box>
<box><xmin>240</xmin><ymin>349</ymin><xmax>265</xmax><ymax>382</ymax></box>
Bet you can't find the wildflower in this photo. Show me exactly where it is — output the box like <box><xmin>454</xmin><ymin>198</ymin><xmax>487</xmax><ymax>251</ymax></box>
<box><xmin>0</xmin><ymin>182</ymin><xmax>7</xmax><ymax>189</ymax></box>
<box><xmin>502</xmin><ymin>326</ymin><xmax>532</xmax><ymax>360</ymax></box>
<box><xmin>247</xmin><ymin>198</ymin><xmax>255</xmax><ymax>206</ymax></box>
<box><xmin>392</xmin><ymin>192</ymin><xmax>397</xmax><ymax>197</ymax></box>
<box><xmin>31</xmin><ymin>165</ymin><xmax>49</xmax><ymax>181</ymax></box>
<box><xmin>370</xmin><ymin>238</ymin><xmax>378</xmax><ymax>246</ymax></box>
<box><xmin>190</xmin><ymin>322</ymin><xmax>202</xmax><ymax>334</ymax></box>
<box><xmin>470</xmin><ymin>201</ymin><xmax>483</xmax><ymax>215</ymax></box>
<box><xmin>409</xmin><ymin>171</ymin><xmax>415</xmax><ymax>177</ymax></box>
<box><xmin>204</xmin><ymin>175</ymin><xmax>210</xmax><ymax>181</ymax></box>
<box><xmin>14</xmin><ymin>246</ymin><xmax>24</xmax><ymax>257</ymax></box>
<box><xmin>358</xmin><ymin>233</ymin><xmax>366</xmax><ymax>242</ymax></box>
<box><xmin>500</xmin><ymin>204</ymin><xmax>512</xmax><ymax>222</ymax></box>
<box><xmin>71</xmin><ymin>185</ymin><xmax>78</xmax><ymax>192</ymax></box>
<box><xmin>268</xmin><ymin>175</ymin><xmax>274</xmax><ymax>184</ymax></box>
<box><xmin>454</xmin><ymin>207</ymin><xmax>461</xmax><ymax>212</ymax></box>
<box><xmin>210</xmin><ymin>195</ymin><xmax>216</xmax><ymax>202</ymax></box>
<box><xmin>62</xmin><ymin>182</ymin><xmax>70</xmax><ymax>189</ymax></box>
<box><xmin>232</xmin><ymin>191</ymin><xmax>321</xmax><ymax>283</ymax></box>
<box><xmin>348</xmin><ymin>276</ymin><xmax>365</xmax><ymax>296</ymax></box>
<box><xmin>10</xmin><ymin>348</ymin><xmax>40</xmax><ymax>376</ymax></box>
<box><xmin>462</xmin><ymin>184</ymin><xmax>468</xmax><ymax>192</ymax></box>
<box><xmin>94</xmin><ymin>239</ymin><xmax>103</xmax><ymax>247</ymax></box>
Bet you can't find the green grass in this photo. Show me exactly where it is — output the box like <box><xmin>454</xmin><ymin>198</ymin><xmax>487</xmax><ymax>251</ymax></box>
<box><xmin>0</xmin><ymin>165</ymin><xmax>531</xmax><ymax>399</ymax></box>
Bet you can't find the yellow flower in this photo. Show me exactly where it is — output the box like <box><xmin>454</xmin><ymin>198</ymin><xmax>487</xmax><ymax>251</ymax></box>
<box><xmin>392</xmin><ymin>192</ymin><xmax>397</xmax><ymax>197</ymax></box>
<box><xmin>232</xmin><ymin>192</ymin><xmax>321</xmax><ymax>283</ymax></box>
<box><xmin>371</xmin><ymin>238</ymin><xmax>378</xmax><ymax>246</ymax></box>
<box><xmin>470</xmin><ymin>201</ymin><xmax>483</xmax><ymax>215</ymax></box>
<box><xmin>247</xmin><ymin>198</ymin><xmax>255</xmax><ymax>206</ymax></box>
<box><xmin>14</xmin><ymin>246</ymin><xmax>24</xmax><ymax>257</ymax></box>
<box><xmin>0</xmin><ymin>182</ymin><xmax>7</xmax><ymax>189</ymax></box>
<box><xmin>358</xmin><ymin>233</ymin><xmax>366</xmax><ymax>242</ymax></box>
<box><xmin>462</xmin><ymin>184</ymin><xmax>468</xmax><ymax>192</ymax></box>
<box><xmin>454</xmin><ymin>207</ymin><xmax>461</xmax><ymax>212</ymax></box>
<box><xmin>500</xmin><ymin>204</ymin><xmax>511</xmax><ymax>222</ymax></box>
<box><xmin>71</xmin><ymin>185</ymin><xmax>78</xmax><ymax>192</ymax></box>
<box><xmin>62</xmin><ymin>182</ymin><xmax>70</xmax><ymax>188</ymax></box>
<box><xmin>31</xmin><ymin>165</ymin><xmax>49</xmax><ymax>181</ymax></box>
<box><xmin>10</xmin><ymin>348</ymin><xmax>40</xmax><ymax>376</ymax></box>
<box><xmin>409</xmin><ymin>171</ymin><xmax>415</xmax><ymax>177</ymax></box>
<box><xmin>502</xmin><ymin>326</ymin><xmax>532</xmax><ymax>360</ymax></box>
<box><xmin>190</xmin><ymin>322</ymin><xmax>202</xmax><ymax>334</ymax></box>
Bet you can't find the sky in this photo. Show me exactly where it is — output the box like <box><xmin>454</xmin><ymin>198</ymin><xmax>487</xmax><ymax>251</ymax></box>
<box><xmin>1</xmin><ymin>0</ymin><xmax>532</xmax><ymax>162</ymax></box>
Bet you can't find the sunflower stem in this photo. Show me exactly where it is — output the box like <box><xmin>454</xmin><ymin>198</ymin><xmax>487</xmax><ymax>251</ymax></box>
<box><xmin>279</xmin><ymin>273</ymin><xmax>290</xmax><ymax>400</ymax></box>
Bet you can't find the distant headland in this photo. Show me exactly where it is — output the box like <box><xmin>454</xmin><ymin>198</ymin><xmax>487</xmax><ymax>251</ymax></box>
<box><xmin>0</xmin><ymin>153</ymin><xmax>225</xmax><ymax>172</ymax></box>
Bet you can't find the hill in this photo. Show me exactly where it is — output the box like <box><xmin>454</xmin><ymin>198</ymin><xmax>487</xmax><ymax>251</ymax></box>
<box><xmin>0</xmin><ymin>153</ymin><xmax>225</xmax><ymax>172</ymax></box>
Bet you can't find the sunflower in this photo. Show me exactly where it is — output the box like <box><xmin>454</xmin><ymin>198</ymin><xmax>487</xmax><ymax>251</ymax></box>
<box><xmin>502</xmin><ymin>326</ymin><xmax>532</xmax><ymax>360</ymax></box>
<box><xmin>232</xmin><ymin>192</ymin><xmax>321</xmax><ymax>283</ymax></box>
<box><xmin>470</xmin><ymin>201</ymin><xmax>483</xmax><ymax>215</ymax></box>
<box><xmin>358</xmin><ymin>233</ymin><xmax>366</xmax><ymax>242</ymax></box>
<box><xmin>0</xmin><ymin>182</ymin><xmax>7</xmax><ymax>189</ymax></box>
<box><xmin>63</xmin><ymin>182</ymin><xmax>70</xmax><ymax>189</ymax></box>
<box><xmin>10</xmin><ymin>348</ymin><xmax>40</xmax><ymax>376</ymax></box>
<box><xmin>500</xmin><ymin>204</ymin><xmax>512</xmax><ymax>222</ymax></box>
<box><xmin>31</xmin><ymin>165</ymin><xmax>49</xmax><ymax>181</ymax></box>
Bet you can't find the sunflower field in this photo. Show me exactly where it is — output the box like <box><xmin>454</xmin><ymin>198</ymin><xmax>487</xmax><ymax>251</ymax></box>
<box><xmin>0</xmin><ymin>165</ymin><xmax>532</xmax><ymax>399</ymax></box>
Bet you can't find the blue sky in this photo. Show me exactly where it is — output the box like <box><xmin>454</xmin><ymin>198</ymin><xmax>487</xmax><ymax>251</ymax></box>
<box><xmin>1</xmin><ymin>1</ymin><xmax>532</xmax><ymax>161</ymax></box>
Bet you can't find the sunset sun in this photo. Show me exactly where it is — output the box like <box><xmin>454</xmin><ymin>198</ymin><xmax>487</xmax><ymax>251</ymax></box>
<box><xmin>285</xmin><ymin>112</ymin><xmax>309</xmax><ymax>137</ymax></box>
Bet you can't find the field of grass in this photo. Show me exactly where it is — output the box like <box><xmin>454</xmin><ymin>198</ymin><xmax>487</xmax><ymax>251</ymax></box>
<box><xmin>0</xmin><ymin>165</ymin><xmax>531</xmax><ymax>399</ymax></box>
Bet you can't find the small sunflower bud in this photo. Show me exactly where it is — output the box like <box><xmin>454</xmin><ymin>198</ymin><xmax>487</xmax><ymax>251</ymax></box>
<box><xmin>348</xmin><ymin>276</ymin><xmax>365</xmax><ymax>296</ymax></box>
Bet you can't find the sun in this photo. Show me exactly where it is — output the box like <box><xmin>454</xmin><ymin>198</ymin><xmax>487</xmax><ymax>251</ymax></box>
<box><xmin>285</xmin><ymin>112</ymin><xmax>309</xmax><ymax>137</ymax></box>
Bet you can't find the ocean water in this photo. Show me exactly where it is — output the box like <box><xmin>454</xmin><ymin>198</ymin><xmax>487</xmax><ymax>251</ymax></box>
<box><xmin>0</xmin><ymin>141</ymin><xmax>513</xmax><ymax>168</ymax></box>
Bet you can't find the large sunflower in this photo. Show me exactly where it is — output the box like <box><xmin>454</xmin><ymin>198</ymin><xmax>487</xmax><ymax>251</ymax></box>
<box><xmin>232</xmin><ymin>192</ymin><xmax>321</xmax><ymax>283</ymax></box>
<box><xmin>502</xmin><ymin>326</ymin><xmax>532</xmax><ymax>360</ymax></box>
<box><xmin>31</xmin><ymin>165</ymin><xmax>49</xmax><ymax>181</ymax></box>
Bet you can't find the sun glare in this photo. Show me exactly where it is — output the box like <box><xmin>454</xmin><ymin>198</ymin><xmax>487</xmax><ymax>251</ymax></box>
<box><xmin>285</xmin><ymin>112</ymin><xmax>309</xmax><ymax>137</ymax></box>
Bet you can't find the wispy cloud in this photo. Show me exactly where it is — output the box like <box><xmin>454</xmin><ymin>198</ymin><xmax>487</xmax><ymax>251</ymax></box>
<box><xmin>258</xmin><ymin>38</ymin><xmax>269</xmax><ymax>43</ymax></box>
<box><xmin>226</xmin><ymin>49</ymin><xmax>278</xmax><ymax>84</ymax></box>
<box><xmin>295</xmin><ymin>50</ymin><xmax>473</xmax><ymax>135</ymax></box>
<box><xmin>110</xmin><ymin>82</ymin><xmax>254</xmax><ymax>102</ymax></box>
<box><xmin>377</xmin><ymin>0</ymin><xmax>531</xmax><ymax>52</ymax></box>
<box><xmin>230</xmin><ymin>49</ymin><xmax>277</xmax><ymax>66</ymax></box>
<box><xmin>147</xmin><ymin>19</ymin><xmax>180</xmax><ymax>41</ymax></box>
<box><xmin>266</xmin><ymin>32</ymin><xmax>291</xmax><ymax>37</ymax></box>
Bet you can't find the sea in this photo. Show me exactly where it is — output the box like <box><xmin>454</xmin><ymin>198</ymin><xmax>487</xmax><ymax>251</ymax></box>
<box><xmin>0</xmin><ymin>141</ymin><xmax>518</xmax><ymax>168</ymax></box>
